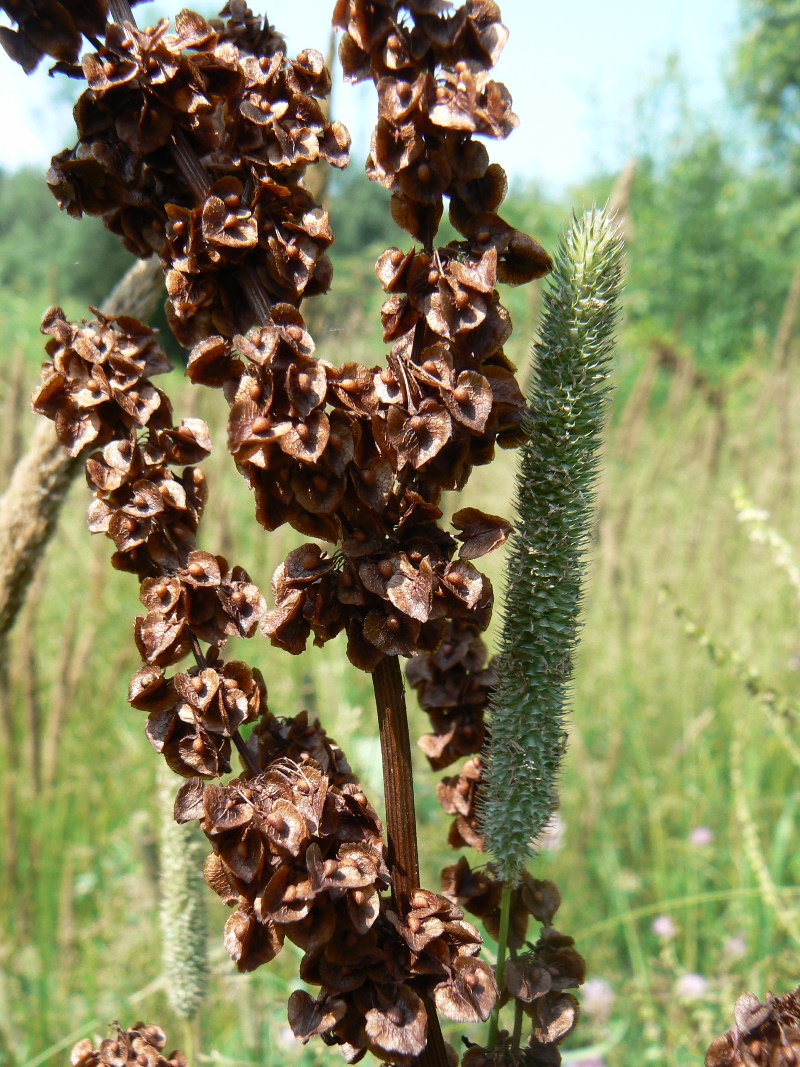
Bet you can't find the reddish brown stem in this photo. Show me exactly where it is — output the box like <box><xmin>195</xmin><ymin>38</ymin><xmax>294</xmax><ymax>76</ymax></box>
<box><xmin>372</xmin><ymin>655</ymin><xmax>420</xmax><ymax>912</ymax></box>
<box><xmin>170</xmin><ymin>128</ymin><xmax>211</xmax><ymax>200</ymax></box>
<box><xmin>171</xmin><ymin>134</ymin><xmax>273</xmax><ymax>323</ymax></box>
<box><xmin>232</xmin><ymin>730</ymin><xmax>259</xmax><ymax>779</ymax></box>
<box><xmin>168</xmin><ymin>122</ymin><xmax>278</xmax><ymax>326</ymax></box>
<box><xmin>372</xmin><ymin>655</ymin><xmax>450</xmax><ymax>1067</ymax></box>
<box><xmin>186</xmin><ymin>629</ymin><xmax>257</xmax><ymax>778</ymax></box>
<box><xmin>187</xmin><ymin>630</ymin><xmax>207</xmax><ymax>668</ymax></box>
<box><xmin>107</xmin><ymin>0</ymin><xmax>133</xmax><ymax>24</ymax></box>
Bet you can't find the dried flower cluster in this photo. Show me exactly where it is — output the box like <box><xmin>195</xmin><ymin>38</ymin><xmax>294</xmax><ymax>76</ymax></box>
<box><xmin>173</xmin><ymin>730</ymin><xmax>497</xmax><ymax>1064</ymax></box>
<box><xmin>30</xmin><ymin>301</ymin><xmax>504</xmax><ymax>1061</ymax></box>
<box><xmin>39</xmin><ymin>0</ymin><xmax>546</xmax><ymax>678</ymax></box>
<box><xmin>202</xmin><ymin>5</ymin><xmax>549</xmax><ymax>855</ymax></box>
<box><xmin>18</xmin><ymin>0</ymin><xmax>584</xmax><ymax>1062</ymax></box>
<box><xmin>71</xmin><ymin>1023</ymin><xmax>186</xmax><ymax>1067</ymax></box>
<box><xmin>33</xmin><ymin>306</ymin><xmax>173</xmax><ymax>458</ymax></box>
<box><xmin>0</xmin><ymin>0</ymin><xmax>108</xmax><ymax>73</ymax></box>
<box><xmin>32</xmin><ymin>305</ymin><xmax>270</xmax><ymax>779</ymax></box>
<box><xmin>706</xmin><ymin>988</ymin><xmax>800</xmax><ymax>1067</ymax></box>
<box><xmin>222</xmin><ymin>0</ymin><xmax>549</xmax><ymax>671</ymax></box>
<box><xmin>194</xmin><ymin>289</ymin><xmax>523</xmax><ymax>672</ymax></box>
<box><xmin>48</xmin><ymin>2</ymin><xmax>347</xmax><ymax>344</ymax></box>
<box><xmin>451</xmin><ymin>872</ymin><xmax>586</xmax><ymax>1066</ymax></box>
<box><xmin>25</xmin><ymin>0</ymin><xmax>554</xmax><ymax>685</ymax></box>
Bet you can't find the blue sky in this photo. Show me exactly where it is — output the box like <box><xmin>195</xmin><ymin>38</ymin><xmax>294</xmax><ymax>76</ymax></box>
<box><xmin>0</xmin><ymin>0</ymin><xmax>741</xmax><ymax>193</ymax></box>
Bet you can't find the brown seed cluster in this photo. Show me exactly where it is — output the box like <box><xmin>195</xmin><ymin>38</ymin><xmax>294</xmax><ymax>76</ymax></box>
<box><xmin>33</xmin><ymin>306</ymin><xmax>172</xmax><ymax>458</ymax></box>
<box><xmin>179</xmin><ymin>0</ymin><xmax>545</xmax><ymax>675</ymax></box>
<box><xmin>406</xmin><ymin>618</ymin><xmax>495</xmax><ymax>853</ymax></box>
<box><xmin>336</xmin><ymin>0</ymin><xmax>540</xmax><ymax>259</ymax></box>
<box><xmin>33</xmin><ymin>306</ymin><xmax>269</xmax><ymax>779</ymax></box>
<box><xmin>47</xmin><ymin>4</ymin><xmax>347</xmax><ymax>344</ymax></box>
<box><xmin>338</xmin><ymin>0</ymin><xmax>551</xmax><ymax>386</ymax></box>
<box><xmin>407</xmin><ymin>617</ymin><xmax>494</xmax><ymax>770</ymax></box>
<box><xmin>443</xmin><ymin>859</ymin><xmax>560</xmax><ymax>950</ymax></box>
<box><xmin>131</xmin><ymin>648</ymin><xmax>265</xmax><ymax>778</ymax></box>
<box><xmin>39</xmin><ymin>1</ymin><xmax>550</xmax><ymax>679</ymax></box>
<box><xmin>25</xmin><ymin>1</ymin><xmax>564</xmax><ymax>1060</ymax></box>
<box><xmin>175</xmin><ymin>740</ymin><xmax>387</xmax><ymax>971</ymax></box>
<box><xmin>71</xmin><ymin>1023</ymin><xmax>186</xmax><ymax>1067</ymax></box>
<box><xmin>31</xmin><ymin>296</ymin><xmax>479</xmax><ymax>1061</ymax></box>
<box><xmin>0</xmin><ymin>0</ymin><xmax>107</xmax><ymax>73</ymax></box>
<box><xmin>706</xmin><ymin>989</ymin><xmax>800</xmax><ymax>1067</ymax></box>
<box><xmin>175</xmin><ymin>715</ymin><xmax>497</xmax><ymax>1064</ymax></box>
<box><xmin>437</xmin><ymin>755</ymin><xmax>484</xmax><ymax>850</ymax></box>
<box><xmin>194</xmin><ymin>319</ymin><xmax>519</xmax><ymax>671</ymax></box>
<box><xmin>449</xmin><ymin>869</ymin><xmax>586</xmax><ymax>1067</ymax></box>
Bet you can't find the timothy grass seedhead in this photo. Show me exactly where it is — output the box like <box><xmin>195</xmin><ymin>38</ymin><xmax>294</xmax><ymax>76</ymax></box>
<box><xmin>158</xmin><ymin>762</ymin><xmax>208</xmax><ymax>1022</ymax></box>
<box><xmin>481</xmin><ymin>207</ymin><xmax>624</xmax><ymax>887</ymax></box>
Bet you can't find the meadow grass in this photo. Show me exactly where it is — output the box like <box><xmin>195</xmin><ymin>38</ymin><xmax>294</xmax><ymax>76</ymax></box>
<box><xmin>1</xmin><ymin>279</ymin><xmax>799</xmax><ymax>1067</ymax></box>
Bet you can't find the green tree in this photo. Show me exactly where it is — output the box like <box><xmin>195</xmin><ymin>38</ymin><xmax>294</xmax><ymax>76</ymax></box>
<box><xmin>627</xmin><ymin>132</ymin><xmax>800</xmax><ymax>370</ymax></box>
<box><xmin>0</xmin><ymin>168</ymin><xmax>131</xmax><ymax>302</ymax></box>
<box><xmin>736</xmin><ymin>0</ymin><xmax>800</xmax><ymax>172</ymax></box>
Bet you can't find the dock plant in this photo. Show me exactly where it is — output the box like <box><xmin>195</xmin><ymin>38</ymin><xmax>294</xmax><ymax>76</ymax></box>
<box><xmin>1</xmin><ymin>0</ymin><xmax>623</xmax><ymax>1063</ymax></box>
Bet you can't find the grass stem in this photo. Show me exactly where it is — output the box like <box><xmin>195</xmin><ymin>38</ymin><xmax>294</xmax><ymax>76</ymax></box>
<box><xmin>183</xmin><ymin>1019</ymin><xmax>200</xmax><ymax>1065</ymax></box>
<box><xmin>487</xmin><ymin>883</ymin><xmax>513</xmax><ymax>1047</ymax></box>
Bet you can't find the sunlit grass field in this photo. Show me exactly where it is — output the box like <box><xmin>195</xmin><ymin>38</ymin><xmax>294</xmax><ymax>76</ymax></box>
<box><xmin>1</xmin><ymin>237</ymin><xmax>800</xmax><ymax>1067</ymax></box>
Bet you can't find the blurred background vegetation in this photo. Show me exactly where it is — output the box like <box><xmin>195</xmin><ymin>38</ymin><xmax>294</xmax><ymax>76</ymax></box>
<box><xmin>4</xmin><ymin>2</ymin><xmax>800</xmax><ymax>1066</ymax></box>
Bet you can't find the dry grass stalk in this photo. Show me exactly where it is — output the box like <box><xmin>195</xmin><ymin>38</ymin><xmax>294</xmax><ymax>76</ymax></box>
<box><xmin>666</xmin><ymin>590</ymin><xmax>800</xmax><ymax>770</ymax></box>
<box><xmin>773</xmin><ymin>265</ymin><xmax>800</xmax><ymax>369</ymax></box>
<box><xmin>769</xmin><ymin>273</ymin><xmax>800</xmax><ymax>496</ymax></box>
<box><xmin>656</xmin><ymin>341</ymin><xmax>725</xmax><ymax>413</ymax></box>
<box><xmin>730</xmin><ymin>730</ymin><xmax>800</xmax><ymax>946</ymax></box>
<box><xmin>663</xmin><ymin>345</ymin><xmax>704</xmax><ymax>419</ymax></box>
<box><xmin>0</xmin><ymin>349</ymin><xmax>28</xmax><ymax>494</ymax></box>
<box><xmin>745</xmin><ymin>268</ymin><xmax>800</xmax><ymax>486</ymax></box>
<box><xmin>613</xmin><ymin>351</ymin><xmax>659</xmax><ymax>462</ymax></box>
<box><xmin>734</xmin><ymin>488</ymin><xmax>800</xmax><ymax>601</ymax></box>
<box><xmin>42</xmin><ymin>612</ymin><xmax>95</xmax><ymax>794</ymax></box>
<box><xmin>704</xmin><ymin>400</ymin><xmax>728</xmax><ymax>479</ymax></box>
<box><xmin>607</xmin><ymin>157</ymin><xmax>636</xmax><ymax>243</ymax></box>
<box><xmin>0</xmin><ymin>258</ymin><xmax>162</xmax><ymax>652</ymax></box>
<box><xmin>0</xmin><ymin>650</ymin><xmax>14</xmax><ymax>765</ymax></box>
<box><xmin>777</xmin><ymin>363</ymin><xmax>795</xmax><ymax>499</ymax></box>
<box><xmin>19</xmin><ymin>569</ymin><xmax>44</xmax><ymax>794</ymax></box>
<box><xmin>569</xmin><ymin>723</ymin><xmax>605</xmax><ymax>851</ymax></box>
<box><xmin>2</xmin><ymin>773</ymin><xmax>17</xmax><ymax>913</ymax></box>
<box><xmin>597</xmin><ymin>355</ymin><xmax>660</xmax><ymax>632</ymax></box>
<box><xmin>600</xmin><ymin>493</ymin><xmax>634</xmax><ymax>637</ymax></box>
<box><xmin>56</xmin><ymin>853</ymin><xmax>77</xmax><ymax>967</ymax></box>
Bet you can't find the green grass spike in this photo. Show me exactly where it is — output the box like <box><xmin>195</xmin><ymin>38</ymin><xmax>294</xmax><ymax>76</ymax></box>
<box><xmin>481</xmin><ymin>207</ymin><xmax>624</xmax><ymax>886</ymax></box>
<box><xmin>157</xmin><ymin>762</ymin><xmax>209</xmax><ymax>1021</ymax></box>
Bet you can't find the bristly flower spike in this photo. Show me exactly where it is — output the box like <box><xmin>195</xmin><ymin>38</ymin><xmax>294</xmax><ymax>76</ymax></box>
<box><xmin>158</xmin><ymin>761</ymin><xmax>208</xmax><ymax>1024</ymax></box>
<box><xmin>480</xmin><ymin>207</ymin><xmax>624</xmax><ymax>887</ymax></box>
